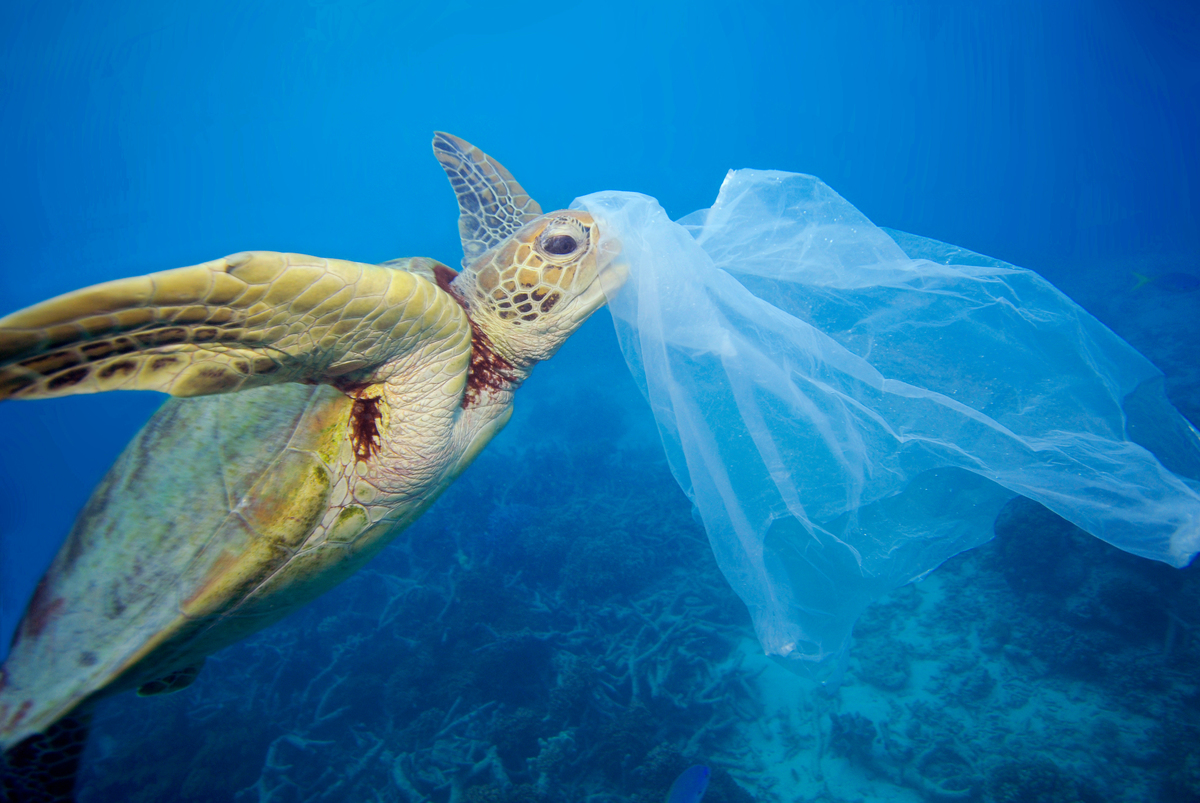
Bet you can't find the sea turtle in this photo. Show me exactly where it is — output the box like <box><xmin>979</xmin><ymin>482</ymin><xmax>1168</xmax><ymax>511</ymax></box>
<box><xmin>0</xmin><ymin>132</ymin><xmax>625</xmax><ymax>801</ymax></box>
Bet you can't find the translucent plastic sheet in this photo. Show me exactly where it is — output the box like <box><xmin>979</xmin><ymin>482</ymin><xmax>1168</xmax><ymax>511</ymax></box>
<box><xmin>574</xmin><ymin>170</ymin><xmax>1200</xmax><ymax>663</ymax></box>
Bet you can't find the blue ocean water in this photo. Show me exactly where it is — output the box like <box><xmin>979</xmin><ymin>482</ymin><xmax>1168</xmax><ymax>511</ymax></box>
<box><xmin>2</xmin><ymin>1</ymin><xmax>1199</xmax><ymax>801</ymax></box>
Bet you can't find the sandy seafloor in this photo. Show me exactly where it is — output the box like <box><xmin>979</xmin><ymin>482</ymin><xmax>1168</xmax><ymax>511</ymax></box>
<box><xmin>67</xmin><ymin>245</ymin><xmax>1200</xmax><ymax>803</ymax></box>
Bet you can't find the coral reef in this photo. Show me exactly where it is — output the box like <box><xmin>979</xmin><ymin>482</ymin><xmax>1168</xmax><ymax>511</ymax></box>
<box><xmin>984</xmin><ymin>758</ymin><xmax>1080</xmax><ymax>803</ymax></box>
<box><xmin>64</xmin><ymin>307</ymin><xmax>1200</xmax><ymax>803</ymax></box>
<box><xmin>75</xmin><ymin>441</ymin><xmax>760</xmax><ymax>803</ymax></box>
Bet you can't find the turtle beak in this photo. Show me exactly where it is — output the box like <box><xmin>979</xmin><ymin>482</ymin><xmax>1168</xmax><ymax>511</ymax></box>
<box><xmin>569</xmin><ymin>250</ymin><xmax>628</xmax><ymax>323</ymax></box>
<box><xmin>598</xmin><ymin>248</ymin><xmax>630</xmax><ymax>300</ymax></box>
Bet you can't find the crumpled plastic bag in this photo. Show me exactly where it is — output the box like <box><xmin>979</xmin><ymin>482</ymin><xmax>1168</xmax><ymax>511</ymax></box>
<box><xmin>573</xmin><ymin>170</ymin><xmax>1200</xmax><ymax>663</ymax></box>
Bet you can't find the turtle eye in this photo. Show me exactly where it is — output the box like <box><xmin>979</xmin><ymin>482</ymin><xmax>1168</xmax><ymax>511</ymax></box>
<box><xmin>543</xmin><ymin>234</ymin><xmax>578</xmax><ymax>255</ymax></box>
<box><xmin>535</xmin><ymin>217</ymin><xmax>589</xmax><ymax>260</ymax></box>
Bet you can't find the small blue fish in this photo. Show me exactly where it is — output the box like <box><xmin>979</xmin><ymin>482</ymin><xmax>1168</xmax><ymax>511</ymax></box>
<box><xmin>1132</xmin><ymin>271</ymin><xmax>1200</xmax><ymax>292</ymax></box>
<box><xmin>666</xmin><ymin>765</ymin><xmax>711</xmax><ymax>803</ymax></box>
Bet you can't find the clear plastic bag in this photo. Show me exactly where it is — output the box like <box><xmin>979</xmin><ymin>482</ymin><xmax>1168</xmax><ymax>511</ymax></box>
<box><xmin>574</xmin><ymin>170</ymin><xmax>1200</xmax><ymax>663</ymax></box>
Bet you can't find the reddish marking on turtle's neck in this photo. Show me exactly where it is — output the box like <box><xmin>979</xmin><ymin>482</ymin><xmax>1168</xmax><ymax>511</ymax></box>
<box><xmin>334</xmin><ymin>379</ymin><xmax>383</xmax><ymax>462</ymax></box>
<box><xmin>350</xmin><ymin>395</ymin><xmax>382</xmax><ymax>461</ymax></box>
<box><xmin>433</xmin><ymin>263</ymin><xmax>521</xmax><ymax>409</ymax></box>
<box><xmin>432</xmin><ymin>263</ymin><xmax>459</xmax><ymax>292</ymax></box>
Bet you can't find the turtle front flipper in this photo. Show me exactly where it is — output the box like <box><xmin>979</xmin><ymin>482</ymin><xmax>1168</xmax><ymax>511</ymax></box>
<box><xmin>433</xmin><ymin>131</ymin><xmax>543</xmax><ymax>268</ymax></box>
<box><xmin>0</xmin><ymin>252</ymin><xmax>470</xmax><ymax>401</ymax></box>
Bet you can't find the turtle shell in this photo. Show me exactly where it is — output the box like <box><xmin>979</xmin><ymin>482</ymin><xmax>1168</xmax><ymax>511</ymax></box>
<box><xmin>0</xmin><ymin>382</ymin><xmax>392</xmax><ymax>747</ymax></box>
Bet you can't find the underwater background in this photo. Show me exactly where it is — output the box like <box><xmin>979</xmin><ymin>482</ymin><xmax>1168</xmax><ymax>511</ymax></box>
<box><xmin>2</xmin><ymin>1</ymin><xmax>1199</xmax><ymax>801</ymax></box>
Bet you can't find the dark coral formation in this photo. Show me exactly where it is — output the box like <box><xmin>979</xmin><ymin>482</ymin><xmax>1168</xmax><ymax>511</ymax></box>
<box><xmin>61</xmin><ymin>363</ymin><xmax>1200</xmax><ymax>803</ymax></box>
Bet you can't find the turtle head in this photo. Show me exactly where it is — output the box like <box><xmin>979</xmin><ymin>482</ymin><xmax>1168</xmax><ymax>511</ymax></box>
<box><xmin>451</xmin><ymin>210</ymin><xmax>626</xmax><ymax>367</ymax></box>
<box><xmin>430</xmin><ymin>132</ymin><xmax>626</xmax><ymax>369</ymax></box>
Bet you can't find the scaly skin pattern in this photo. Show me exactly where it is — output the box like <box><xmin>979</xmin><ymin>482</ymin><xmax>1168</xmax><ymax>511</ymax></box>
<box><xmin>0</xmin><ymin>252</ymin><xmax>465</xmax><ymax>401</ymax></box>
<box><xmin>0</xmin><ymin>257</ymin><xmax>525</xmax><ymax>749</ymax></box>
